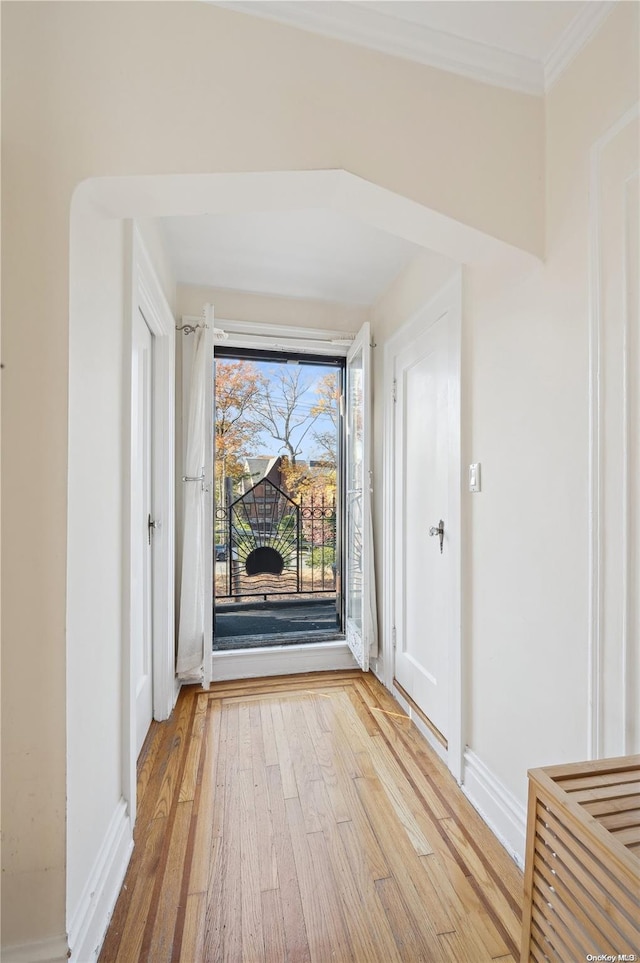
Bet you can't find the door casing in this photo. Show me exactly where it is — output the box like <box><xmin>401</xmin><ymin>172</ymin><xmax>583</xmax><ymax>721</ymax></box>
<box><xmin>123</xmin><ymin>224</ymin><xmax>177</xmax><ymax>823</ymax></box>
<box><xmin>131</xmin><ymin>308</ymin><xmax>154</xmax><ymax>756</ymax></box>
<box><xmin>382</xmin><ymin>272</ymin><xmax>462</xmax><ymax>783</ymax></box>
<box><xmin>188</xmin><ymin>316</ymin><xmax>360</xmax><ymax>680</ymax></box>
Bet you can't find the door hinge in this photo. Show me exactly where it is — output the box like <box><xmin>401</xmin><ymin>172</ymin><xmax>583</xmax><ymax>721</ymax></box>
<box><xmin>392</xmin><ymin>379</ymin><xmax>397</xmax><ymax>404</ymax></box>
<box><xmin>392</xmin><ymin>625</ymin><xmax>397</xmax><ymax>650</ymax></box>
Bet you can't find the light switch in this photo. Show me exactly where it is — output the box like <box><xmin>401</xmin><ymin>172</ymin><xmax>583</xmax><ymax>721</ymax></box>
<box><xmin>469</xmin><ymin>463</ymin><xmax>481</xmax><ymax>492</ymax></box>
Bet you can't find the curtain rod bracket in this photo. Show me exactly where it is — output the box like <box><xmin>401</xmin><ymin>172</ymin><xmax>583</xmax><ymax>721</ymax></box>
<box><xmin>176</xmin><ymin>323</ymin><xmax>202</xmax><ymax>335</ymax></box>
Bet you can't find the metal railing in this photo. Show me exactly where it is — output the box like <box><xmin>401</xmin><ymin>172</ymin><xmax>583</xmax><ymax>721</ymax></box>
<box><xmin>214</xmin><ymin>482</ymin><xmax>337</xmax><ymax>600</ymax></box>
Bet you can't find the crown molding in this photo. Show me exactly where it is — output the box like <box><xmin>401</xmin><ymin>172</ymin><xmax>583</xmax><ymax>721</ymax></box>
<box><xmin>212</xmin><ymin>1</ymin><xmax>619</xmax><ymax>98</ymax></box>
<box><xmin>544</xmin><ymin>1</ymin><xmax>617</xmax><ymax>92</ymax></box>
<box><xmin>212</xmin><ymin>1</ymin><xmax>544</xmax><ymax>95</ymax></box>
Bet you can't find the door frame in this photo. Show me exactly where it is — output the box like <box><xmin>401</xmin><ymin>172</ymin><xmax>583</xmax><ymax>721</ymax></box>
<box><xmin>382</xmin><ymin>272</ymin><xmax>463</xmax><ymax>782</ymax></box>
<box><xmin>123</xmin><ymin>224</ymin><xmax>176</xmax><ymax>822</ymax></box>
<box><xmin>182</xmin><ymin>314</ymin><xmax>361</xmax><ymax>680</ymax></box>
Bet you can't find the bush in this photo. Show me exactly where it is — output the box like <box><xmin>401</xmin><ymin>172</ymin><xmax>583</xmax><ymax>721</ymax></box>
<box><xmin>308</xmin><ymin>545</ymin><xmax>336</xmax><ymax>571</ymax></box>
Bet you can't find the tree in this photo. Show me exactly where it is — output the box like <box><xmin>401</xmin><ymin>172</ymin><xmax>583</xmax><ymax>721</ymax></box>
<box><xmin>214</xmin><ymin>359</ymin><xmax>266</xmax><ymax>500</ymax></box>
<box><xmin>310</xmin><ymin>371</ymin><xmax>340</xmax><ymax>467</ymax></box>
<box><xmin>251</xmin><ymin>366</ymin><xmax>319</xmax><ymax>466</ymax></box>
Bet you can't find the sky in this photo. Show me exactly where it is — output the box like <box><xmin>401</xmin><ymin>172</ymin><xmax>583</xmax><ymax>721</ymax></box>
<box><xmin>217</xmin><ymin>357</ymin><xmax>340</xmax><ymax>465</ymax></box>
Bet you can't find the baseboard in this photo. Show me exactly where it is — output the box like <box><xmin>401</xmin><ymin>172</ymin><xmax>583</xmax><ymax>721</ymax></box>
<box><xmin>1</xmin><ymin>935</ymin><xmax>70</xmax><ymax>963</ymax></box>
<box><xmin>211</xmin><ymin>639</ymin><xmax>357</xmax><ymax>681</ymax></box>
<box><xmin>391</xmin><ymin>683</ymin><xmax>448</xmax><ymax>765</ymax></box>
<box><xmin>67</xmin><ymin>797</ymin><xmax>134</xmax><ymax>963</ymax></box>
<box><xmin>461</xmin><ymin>749</ymin><xmax>527</xmax><ymax>868</ymax></box>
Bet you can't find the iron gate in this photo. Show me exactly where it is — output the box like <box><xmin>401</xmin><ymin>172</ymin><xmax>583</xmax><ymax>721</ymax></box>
<box><xmin>214</xmin><ymin>478</ymin><xmax>337</xmax><ymax>599</ymax></box>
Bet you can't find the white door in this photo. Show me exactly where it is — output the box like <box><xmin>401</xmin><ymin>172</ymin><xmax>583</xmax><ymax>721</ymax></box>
<box><xmin>345</xmin><ymin>322</ymin><xmax>373</xmax><ymax>671</ymax></box>
<box><xmin>393</xmin><ymin>308</ymin><xmax>455</xmax><ymax>745</ymax></box>
<box><xmin>131</xmin><ymin>308</ymin><xmax>154</xmax><ymax>755</ymax></box>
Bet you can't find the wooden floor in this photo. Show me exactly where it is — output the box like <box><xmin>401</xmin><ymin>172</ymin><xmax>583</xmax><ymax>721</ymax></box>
<box><xmin>99</xmin><ymin>670</ymin><xmax>523</xmax><ymax>963</ymax></box>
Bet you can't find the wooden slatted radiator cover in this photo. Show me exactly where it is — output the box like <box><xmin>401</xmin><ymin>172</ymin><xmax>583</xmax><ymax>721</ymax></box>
<box><xmin>521</xmin><ymin>755</ymin><xmax>640</xmax><ymax>963</ymax></box>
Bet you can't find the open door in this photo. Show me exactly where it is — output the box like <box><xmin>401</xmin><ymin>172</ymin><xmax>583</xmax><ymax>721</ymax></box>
<box><xmin>345</xmin><ymin>322</ymin><xmax>373</xmax><ymax>671</ymax></box>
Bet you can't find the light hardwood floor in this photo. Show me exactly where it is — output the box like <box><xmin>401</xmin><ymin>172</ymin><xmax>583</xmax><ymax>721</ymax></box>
<box><xmin>99</xmin><ymin>670</ymin><xmax>523</xmax><ymax>962</ymax></box>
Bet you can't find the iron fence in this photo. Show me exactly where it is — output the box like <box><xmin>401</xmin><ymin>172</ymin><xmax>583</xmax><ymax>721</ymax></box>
<box><xmin>214</xmin><ymin>480</ymin><xmax>337</xmax><ymax>600</ymax></box>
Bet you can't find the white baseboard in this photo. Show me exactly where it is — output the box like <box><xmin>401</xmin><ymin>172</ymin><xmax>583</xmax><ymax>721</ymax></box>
<box><xmin>391</xmin><ymin>683</ymin><xmax>449</xmax><ymax>766</ymax></box>
<box><xmin>1</xmin><ymin>935</ymin><xmax>70</xmax><ymax>963</ymax></box>
<box><xmin>211</xmin><ymin>640</ymin><xmax>357</xmax><ymax>681</ymax></box>
<box><xmin>67</xmin><ymin>797</ymin><xmax>134</xmax><ymax>963</ymax></box>
<box><xmin>461</xmin><ymin>749</ymin><xmax>527</xmax><ymax>868</ymax></box>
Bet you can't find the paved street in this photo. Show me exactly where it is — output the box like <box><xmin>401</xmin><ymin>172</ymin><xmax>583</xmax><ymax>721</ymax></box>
<box><xmin>214</xmin><ymin>598</ymin><xmax>339</xmax><ymax>648</ymax></box>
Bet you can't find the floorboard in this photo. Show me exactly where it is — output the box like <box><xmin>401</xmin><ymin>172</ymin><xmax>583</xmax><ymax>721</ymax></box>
<box><xmin>99</xmin><ymin>670</ymin><xmax>523</xmax><ymax>962</ymax></box>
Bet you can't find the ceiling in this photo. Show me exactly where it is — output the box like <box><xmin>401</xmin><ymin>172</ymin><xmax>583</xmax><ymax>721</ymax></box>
<box><xmin>162</xmin><ymin>2</ymin><xmax>614</xmax><ymax>307</ymax></box>
<box><xmin>160</xmin><ymin>209</ymin><xmax>424</xmax><ymax>306</ymax></box>
<box><xmin>211</xmin><ymin>0</ymin><xmax>614</xmax><ymax>94</ymax></box>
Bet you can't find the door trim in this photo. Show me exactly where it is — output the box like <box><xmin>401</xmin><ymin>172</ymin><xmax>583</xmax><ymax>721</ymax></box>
<box><xmin>123</xmin><ymin>224</ymin><xmax>176</xmax><ymax>823</ymax></box>
<box><xmin>201</xmin><ymin>317</ymin><xmax>357</xmax><ymax>679</ymax></box>
<box><xmin>382</xmin><ymin>272</ymin><xmax>462</xmax><ymax>783</ymax></box>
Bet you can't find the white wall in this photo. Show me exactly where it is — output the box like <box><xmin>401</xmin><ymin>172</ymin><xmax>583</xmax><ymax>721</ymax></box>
<box><xmin>65</xmin><ymin>216</ymin><xmax>177</xmax><ymax>959</ymax></box>
<box><xmin>370</xmin><ymin>5</ymin><xmax>638</xmax><ymax>862</ymax></box>
<box><xmin>66</xmin><ymin>216</ymin><xmax>127</xmax><ymax>944</ymax></box>
<box><xmin>465</xmin><ymin>3</ymin><xmax>637</xmax><ymax>806</ymax></box>
<box><xmin>0</xmin><ymin>0</ymin><xmax>634</xmax><ymax>954</ymax></box>
<box><xmin>175</xmin><ymin>284</ymin><xmax>371</xmax><ymax>332</ymax></box>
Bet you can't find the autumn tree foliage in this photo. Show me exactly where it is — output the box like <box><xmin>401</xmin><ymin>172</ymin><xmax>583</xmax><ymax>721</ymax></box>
<box><xmin>280</xmin><ymin>457</ymin><xmax>336</xmax><ymax>504</ymax></box>
<box><xmin>215</xmin><ymin>359</ymin><xmax>339</xmax><ymax>509</ymax></box>
<box><xmin>214</xmin><ymin>359</ymin><xmax>266</xmax><ymax>496</ymax></box>
<box><xmin>311</xmin><ymin>371</ymin><xmax>340</xmax><ymax>467</ymax></box>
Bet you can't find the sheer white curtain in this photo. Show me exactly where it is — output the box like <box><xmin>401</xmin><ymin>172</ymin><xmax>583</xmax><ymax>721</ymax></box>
<box><xmin>176</xmin><ymin>321</ymin><xmax>208</xmax><ymax>682</ymax></box>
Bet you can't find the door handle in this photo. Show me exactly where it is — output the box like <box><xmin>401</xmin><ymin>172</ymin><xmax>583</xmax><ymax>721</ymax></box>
<box><xmin>429</xmin><ymin>520</ymin><xmax>444</xmax><ymax>554</ymax></box>
<box><xmin>148</xmin><ymin>514</ymin><xmax>159</xmax><ymax>545</ymax></box>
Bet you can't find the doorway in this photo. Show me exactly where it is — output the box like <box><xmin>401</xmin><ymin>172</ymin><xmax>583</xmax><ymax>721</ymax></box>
<box><xmin>385</xmin><ymin>275</ymin><xmax>462</xmax><ymax>779</ymax></box>
<box><xmin>212</xmin><ymin>346</ymin><xmax>345</xmax><ymax>649</ymax></box>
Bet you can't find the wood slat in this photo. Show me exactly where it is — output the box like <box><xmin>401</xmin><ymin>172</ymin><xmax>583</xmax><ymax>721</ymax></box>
<box><xmin>439</xmin><ymin>816</ymin><xmax>522</xmax><ymax>953</ymax></box>
<box><xmin>535</xmin><ymin>754</ymin><xmax>640</xmax><ymax>781</ymax></box>
<box><xmin>419</xmin><ymin>854</ymin><xmax>511</xmax><ymax>960</ymax></box>
<box><xmin>354</xmin><ymin>765</ymin><xmax>454</xmax><ymax>939</ymax></box>
<box><xmin>582</xmin><ymin>793</ymin><xmax>640</xmax><ymax>817</ymax></box>
<box><xmin>187</xmin><ymin>702</ymin><xmax>220</xmax><ymax>895</ymax></box>
<box><xmin>375</xmin><ymin>875</ymin><xmax>437</xmax><ymax>963</ymax></box>
<box><xmin>612</xmin><ymin>823</ymin><xmax>640</xmax><ymax>847</ymax></box>
<box><xmin>535</xmin><ymin>804</ymin><xmax>639</xmax><ymax>924</ymax></box>
<box><xmin>532</xmin><ymin>869</ymin><xmax>601</xmax><ymax>958</ymax></box>
<box><xmin>533</xmin><ymin>852</ymin><xmax>622</xmax><ymax>954</ymax></box>
<box><xmin>146</xmin><ymin>800</ymin><xmax>193</xmax><ymax>963</ymax></box>
<box><xmin>265</xmin><ymin>764</ymin><xmax>312</xmax><ymax>963</ymax></box>
<box><xmin>99</xmin><ymin>671</ymin><xmax>523</xmax><ymax>963</ymax></box>
<box><xmin>261</xmin><ymin>888</ymin><xmax>288</xmax><ymax>963</ymax></box>
<box><xmin>596</xmin><ymin>807</ymin><xmax>640</xmax><ymax>830</ymax></box>
<box><xmin>179</xmin><ymin>891</ymin><xmax>205</xmax><ymax>963</ymax></box>
<box><xmin>555</xmin><ymin>780</ymin><xmax>640</xmax><ymax>805</ymax></box>
<box><xmin>438</xmin><ymin>928</ymin><xmax>494</xmax><ymax>963</ymax></box>
<box><xmin>286</xmin><ymin>795</ymin><xmax>355</xmax><ymax>962</ymax></box>
<box><xmin>556</xmin><ymin>768</ymin><xmax>640</xmax><ymax>792</ymax></box>
<box><xmin>522</xmin><ymin>757</ymin><xmax>640</xmax><ymax>963</ymax></box>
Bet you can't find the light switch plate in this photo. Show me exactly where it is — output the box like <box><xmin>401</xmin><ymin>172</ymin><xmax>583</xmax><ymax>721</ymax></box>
<box><xmin>469</xmin><ymin>463</ymin><xmax>481</xmax><ymax>492</ymax></box>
